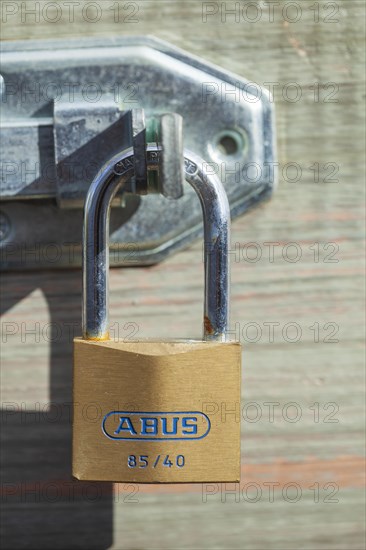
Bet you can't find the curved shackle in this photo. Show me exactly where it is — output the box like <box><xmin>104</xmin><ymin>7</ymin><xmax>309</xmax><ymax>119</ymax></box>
<box><xmin>82</xmin><ymin>145</ymin><xmax>231</xmax><ymax>342</ymax></box>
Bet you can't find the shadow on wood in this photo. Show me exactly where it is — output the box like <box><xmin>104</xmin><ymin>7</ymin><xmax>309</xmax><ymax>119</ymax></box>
<box><xmin>0</xmin><ymin>272</ymin><xmax>113</xmax><ymax>549</ymax></box>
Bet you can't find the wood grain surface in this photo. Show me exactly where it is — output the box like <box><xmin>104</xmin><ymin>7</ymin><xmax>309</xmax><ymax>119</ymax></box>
<box><xmin>1</xmin><ymin>1</ymin><xmax>365</xmax><ymax>549</ymax></box>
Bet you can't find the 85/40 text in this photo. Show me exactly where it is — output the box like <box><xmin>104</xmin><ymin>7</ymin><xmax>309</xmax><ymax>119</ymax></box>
<box><xmin>127</xmin><ymin>454</ymin><xmax>185</xmax><ymax>469</ymax></box>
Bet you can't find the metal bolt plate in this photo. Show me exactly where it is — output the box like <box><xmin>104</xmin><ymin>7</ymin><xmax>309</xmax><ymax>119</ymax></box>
<box><xmin>0</xmin><ymin>36</ymin><xmax>276</xmax><ymax>270</ymax></box>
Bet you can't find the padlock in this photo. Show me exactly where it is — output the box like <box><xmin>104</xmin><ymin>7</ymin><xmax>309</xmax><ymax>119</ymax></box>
<box><xmin>73</xmin><ymin>146</ymin><xmax>242</xmax><ymax>483</ymax></box>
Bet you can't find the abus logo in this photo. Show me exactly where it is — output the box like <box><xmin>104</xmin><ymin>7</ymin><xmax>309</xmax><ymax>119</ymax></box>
<box><xmin>102</xmin><ymin>411</ymin><xmax>211</xmax><ymax>441</ymax></box>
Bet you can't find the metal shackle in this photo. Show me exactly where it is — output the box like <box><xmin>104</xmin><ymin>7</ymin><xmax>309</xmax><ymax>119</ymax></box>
<box><xmin>82</xmin><ymin>145</ymin><xmax>231</xmax><ymax>342</ymax></box>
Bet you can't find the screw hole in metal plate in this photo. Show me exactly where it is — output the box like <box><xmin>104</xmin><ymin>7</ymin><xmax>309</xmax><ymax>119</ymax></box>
<box><xmin>209</xmin><ymin>128</ymin><xmax>248</xmax><ymax>163</ymax></box>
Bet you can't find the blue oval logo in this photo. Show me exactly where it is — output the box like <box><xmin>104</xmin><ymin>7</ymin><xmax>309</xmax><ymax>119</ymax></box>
<box><xmin>102</xmin><ymin>411</ymin><xmax>211</xmax><ymax>441</ymax></box>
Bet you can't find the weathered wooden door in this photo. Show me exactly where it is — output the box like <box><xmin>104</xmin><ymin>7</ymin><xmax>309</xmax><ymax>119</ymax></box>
<box><xmin>1</xmin><ymin>1</ymin><xmax>365</xmax><ymax>548</ymax></box>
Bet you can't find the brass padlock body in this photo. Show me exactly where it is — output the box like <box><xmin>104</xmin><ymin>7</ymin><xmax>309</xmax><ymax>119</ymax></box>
<box><xmin>73</xmin><ymin>339</ymin><xmax>241</xmax><ymax>483</ymax></box>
